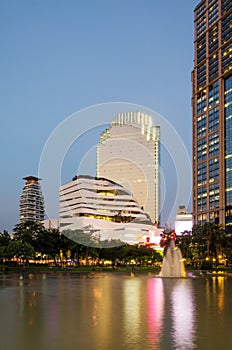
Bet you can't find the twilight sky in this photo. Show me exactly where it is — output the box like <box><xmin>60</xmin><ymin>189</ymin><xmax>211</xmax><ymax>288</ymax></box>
<box><xmin>1</xmin><ymin>0</ymin><xmax>199</xmax><ymax>232</ymax></box>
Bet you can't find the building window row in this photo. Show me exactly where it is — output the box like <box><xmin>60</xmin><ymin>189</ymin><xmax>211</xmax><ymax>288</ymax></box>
<box><xmin>222</xmin><ymin>0</ymin><xmax>232</xmax><ymax>14</ymax></box>
<box><xmin>197</xmin><ymin>137</ymin><xmax>207</xmax><ymax>161</ymax></box>
<box><xmin>197</xmin><ymin>14</ymin><xmax>207</xmax><ymax>37</ymax></box>
<box><xmin>209</xmin><ymin>132</ymin><xmax>219</xmax><ymax>157</ymax></box>
<box><xmin>222</xmin><ymin>42</ymin><xmax>232</xmax><ymax>73</ymax></box>
<box><xmin>225</xmin><ymin>76</ymin><xmax>232</xmax><ymax>207</ymax></box>
<box><xmin>208</xmin><ymin>81</ymin><xmax>219</xmax><ymax>108</ymax></box>
<box><xmin>209</xmin><ymin>182</ymin><xmax>220</xmax><ymax>209</ymax></box>
<box><xmin>197</xmin><ymin>114</ymin><xmax>207</xmax><ymax>137</ymax></box>
<box><xmin>197</xmin><ymin>161</ymin><xmax>207</xmax><ymax>186</ymax></box>
<box><xmin>197</xmin><ymin>63</ymin><xmax>207</xmax><ymax>88</ymax></box>
<box><xmin>209</xmin><ymin>210</ymin><xmax>219</xmax><ymax>224</ymax></box>
<box><xmin>197</xmin><ymin>185</ymin><xmax>207</xmax><ymax>211</ymax></box>
<box><xmin>222</xmin><ymin>11</ymin><xmax>232</xmax><ymax>44</ymax></box>
<box><xmin>196</xmin><ymin>82</ymin><xmax>218</xmax><ymax>116</ymax></box>
<box><xmin>197</xmin><ymin>35</ymin><xmax>206</xmax><ymax>63</ymax></box>
<box><xmin>209</xmin><ymin>25</ymin><xmax>218</xmax><ymax>55</ymax></box>
<box><xmin>197</xmin><ymin>2</ymin><xmax>206</xmax><ymax>17</ymax></box>
<box><xmin>197</xmin><ymin>213</ymin><xmax>208</xmax><ymax>225</ymax></box>
<box><xmin>197</xmin><ymin>91</ymin><xmax>207</xmax><ymax>114</ymax></box>
<box><xmin>226</xmin><ymin>189</ymin><xmax>232</xmax><ymax>207</ymax></box>
<box><xmin>209</xmin><ymin>54</ymin><xmax>218</xmax><ymax>82</ymax></box>
<box><xmin>208</xmin><ymin>2</ymin><xmax>218</xmax><ymax>27</ymax></box>
<box><xmin>209</xmin><ymin>106</ymin><xmax>219</xmax><ymax>132</ymax></box>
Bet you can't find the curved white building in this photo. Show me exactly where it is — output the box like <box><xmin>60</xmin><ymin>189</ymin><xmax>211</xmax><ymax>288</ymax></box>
<box><xmin>59</xmin><ymin>175</ymin><xmax>153</xmax><ymax>244</ymax></box>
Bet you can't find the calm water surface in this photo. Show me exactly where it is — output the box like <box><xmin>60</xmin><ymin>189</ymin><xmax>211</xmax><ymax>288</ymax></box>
<box><xmin>0</xmin><ymin>272</ymin><xmax>232</xmax><ymax>350</ymax></box>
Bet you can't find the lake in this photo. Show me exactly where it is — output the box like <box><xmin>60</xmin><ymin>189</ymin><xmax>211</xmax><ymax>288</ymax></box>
<box><xmin>0</xmin><ymin>271</ymin><xmax>232</xmax><ymax>350</ymax></box>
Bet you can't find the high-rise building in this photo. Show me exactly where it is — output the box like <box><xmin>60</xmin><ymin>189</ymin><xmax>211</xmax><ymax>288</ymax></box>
<box><xmin>97</xmin><ymin>112</ymin><xmax>160</xmax><ymax>224</ymax></box>
<box><xmin>20</xmin><ymin>176</ymin><xmax>45</xmax><ymax>222</ymax></box>
<box><xmin>192</xmin><ymin>0</ymin><xmax>232</xmax><ymax>231</ymax></box>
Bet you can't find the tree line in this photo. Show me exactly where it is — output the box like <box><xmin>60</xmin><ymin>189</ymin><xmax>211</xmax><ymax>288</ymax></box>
<box><xmin>1</xmin><ymin>221</ymin><xmax>232</xmax><ymax>269</ymax></box>
<box><xmin>177</xmin><ymin>222</ymin><xmax>232</xmax><ymax>268</ymax></box>
<box><xmin>0</xmin><ymin>221</ymin><xmax>162</xmax><ymax>267</ymax></box>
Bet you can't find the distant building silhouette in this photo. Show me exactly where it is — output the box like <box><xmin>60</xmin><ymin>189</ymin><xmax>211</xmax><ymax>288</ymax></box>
<box><xmin>20</xmin><ymin>176</ymin><xmax>45</xmax><ymax>222</ymax></box>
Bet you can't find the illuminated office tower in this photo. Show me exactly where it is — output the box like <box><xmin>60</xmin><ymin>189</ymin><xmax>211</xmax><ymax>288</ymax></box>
<box><xmin>97</xmin><ymin>112</ymin><xmax>160</xmax><ymax>224</ymax></box>
<box><xmin>20</xmin><ymin>176</ymin><xmax>45</xmax><ymax>222</ymax></box>
<box><xmin>192</xmin><ymin>0</ymin><xmax>232</xmax><ymax>230</ymax></box>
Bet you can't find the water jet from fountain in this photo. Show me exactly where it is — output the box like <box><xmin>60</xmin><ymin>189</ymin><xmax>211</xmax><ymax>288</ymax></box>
<box><xmin>160</xmin><ymin>239</ymin><xmax>186</xmax><ymax>277</ymax></box>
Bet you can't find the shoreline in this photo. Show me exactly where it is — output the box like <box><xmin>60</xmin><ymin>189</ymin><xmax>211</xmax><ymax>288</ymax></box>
<box><xmin>1</xmin><ymin>265</ymin><xmax>232</xmax><ymax>277</ymax></box>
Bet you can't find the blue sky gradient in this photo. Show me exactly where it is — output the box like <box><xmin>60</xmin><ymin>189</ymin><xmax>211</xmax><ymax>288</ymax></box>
<box><xmin>1</xmin><ymin>0</ymin><xmax>199</xmax><ymax>231</ymax></box>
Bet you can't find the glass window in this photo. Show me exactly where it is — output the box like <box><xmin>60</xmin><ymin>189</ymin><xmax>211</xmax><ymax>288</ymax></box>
<box><xmin>197</xmin><ymin>35</ymin><xmax>206</xmax><ymax>64</ymax></box>
<box><xmin>197</xmin><ymin>91</ymin><xmax>206</xmax><ymax>114</ymax></box>
<box><xmin>222</xmin><ymin>42</ymin><xmax>232</xmax><ymax>73</ymax></box>
<box><xmin>209</xmin><ymin>106</ymin><xmax>219</xmax><ymax>132</ymax></box>
<box><xmin>208</xmin><ymin>2</ymin><xmax>218</xmax><ymax>28</ymax></box>
<box><xmin>197</xmin><ymin>114</ymin><xmax>206</xmax><ymax>137</ymax></box>
<box><xmin>225</xmin><ymin>76</ymin><xmax>232</xmax><ymax>206</ymax></box>
<box><xmin>209</xmin><ymin>157</ymin><xmax>219</xmax><ymax>182</ymax></box>
<box><xmin>197</xmin><ymin>64</ymin><xmax>206</xmax><ymax>88</ymax></box>
<box><xmin>197</xmin><ymin>137</ymin><xmax>207</xmax><ymax>161</ymax></box>
<box><xmin>209</xmin><ymin>25</ymin><xmax>218</xmax><ymax>55</ymax></box>
<box><xmin>222</xmin><ymin>0</ymin><xmax>232</xmax><ymax>14</ymax></box>
<box><xmin>197</xmin><ymin>14</ymin><xmax>206</xmax><ymax>37</ymax></box>
<box><xmin>222</xmin><ymin>11</ymin><xmax>232</xmax><ymax>44</ymax></box>
<box><xmin>208</xmin><ymin>81</ymin><xmax>219</xmax><ymax>108</ymax></box>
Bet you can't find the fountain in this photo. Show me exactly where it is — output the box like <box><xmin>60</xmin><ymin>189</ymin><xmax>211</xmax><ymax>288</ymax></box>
<box><xmin>160</xmin><ymin>239</ymin><xmax>186</xmax><ymax>277</ymax></box>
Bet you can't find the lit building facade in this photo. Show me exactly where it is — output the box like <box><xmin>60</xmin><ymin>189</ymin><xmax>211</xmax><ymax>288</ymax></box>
<box><xmin>175</xmin><ymin>205</ymin><xmax>193</xmax><ymax>235</ymax></box>
<box><xmin>59</xmin><ymin>175</ymin><xmax>153</xmax><ymax>244</ymax></box>
<box><xmin>192</xmin><ymin>0</ymin><xmax>232</xmax><ymax>231</ymax></box>
<box><xmin>20</xmin><ymin>176</ymin><xmax>45</xmax><ymax>222</ymax></box>
<box><xmin>97</xmin><ymin>112</ymin><xmax>160</xmax><ymax>224</ymax></box>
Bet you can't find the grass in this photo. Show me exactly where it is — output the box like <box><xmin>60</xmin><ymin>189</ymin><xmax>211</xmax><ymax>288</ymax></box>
<box><xmin>0</xmin><ymin>264</ymin><xmax>160</xmax><ymax>274</ymax></box>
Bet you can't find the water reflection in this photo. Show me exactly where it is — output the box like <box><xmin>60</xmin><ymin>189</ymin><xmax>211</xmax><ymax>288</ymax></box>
<box><xmin>1</xmin><ymin>273</ymin><xmax>232</xmax><ymax>350</ymax></box>
<box><xmin>211</xmin><ymin>276</ymin><xmax>225</xmax><ymax>314</ymax></box>
<box><xmin>147</xmin><ymin>278</ymin><xmax>164</xmax><ymax>348</ymax></box>
<box><xmin>205</xmin><ymin>276</ymin><xmax>225</xmax><ymax>316</ymax></box>
<box><xmin>92</xmin><ymin>287</ymin><xmax>102</xmax><ymax>326</ymax></box>
<box><xmin>123</xmin><ymin>278</ymin><xmax>142</xmax><ymax>347</ymax></box>
<box><xmin>171</xmin><ymin>281</ymin><xmax>196</xmax><ymax>349</ymax></box>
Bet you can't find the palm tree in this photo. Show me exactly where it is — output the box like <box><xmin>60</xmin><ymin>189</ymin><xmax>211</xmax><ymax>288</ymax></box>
<box><xmin>193</xmin><ymin>222</ymin><xmax>227</xmax><ymax>262</ymax></box>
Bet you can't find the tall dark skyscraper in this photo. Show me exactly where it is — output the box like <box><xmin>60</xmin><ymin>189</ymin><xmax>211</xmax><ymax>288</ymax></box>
<box><xmin>192</xmin><ymin>0</ymin><xmax>232</xmax><ymax>231</ymax></box>
<box><xmin>20</xmin><ymin>176</ymin><xmax>45</xmax><ymax>222</ymax></box>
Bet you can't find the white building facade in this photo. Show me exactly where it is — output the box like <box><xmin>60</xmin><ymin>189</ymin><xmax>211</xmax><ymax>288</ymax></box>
<box><xmin>97</xmin><ymin>112</ymin><xmax>160</xmax><ymax>224</ymax></box>
<box><xmin>59</xmin><ymin>175</ymin><xmax>153</xmax><ymax>244</ymax></box>
<box><xmin>175</xmin><ymin>205</ymin><xmax>193</xmax><ymax>235</ymax></box>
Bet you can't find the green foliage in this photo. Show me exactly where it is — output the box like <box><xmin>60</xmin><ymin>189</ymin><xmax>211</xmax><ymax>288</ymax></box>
<box><xmin>1</xmin><ymin>221</ymin><xmax>231</xmax><ymax>268</ymax></box>
<box><xmin>201</xmin><ymin>260</ymin><xmax>213</xmax><ymax>270</ymax></box>
<box><xmin>13</xmin><ymin>221</ymin><xmax>45</xmax><ymax>248</ymax></box>
<box><xmin>192</xmin><ymin>222</ymin><xmax>227</xmax><ymax>261</ymax></box>
<box><xmin>36</xmin><ymin>228</ymin><xmax>61</xmax><ymax>264</ymax></box>
<box><xmin>6</xmin><ymin>240</ymin><xmax>35</xmax><ymax>260</ymax></box>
